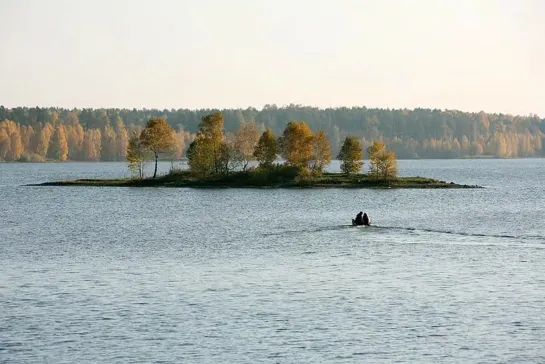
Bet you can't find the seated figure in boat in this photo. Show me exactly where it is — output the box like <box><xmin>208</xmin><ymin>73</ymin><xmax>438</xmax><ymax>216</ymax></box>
<box><xmin>352</xmin><ymin>211</ymin><xmax>370</xmax><ymax>226</ymax></box>
<box><xmin>362</xmin><ymin>212</ymin><xmax>370</xmax><ymax>226</ymax></box>
<box><xmin>353</xmin><ymin>211</ymin><xmax>364</xmax><ymax>225</ymax></box>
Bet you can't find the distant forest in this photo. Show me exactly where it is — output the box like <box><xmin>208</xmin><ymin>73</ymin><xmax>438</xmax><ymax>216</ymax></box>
<box><xmin>0</xmin><ymin>105</ymin><xmax>544</xmax><ymax>162</ymax></box>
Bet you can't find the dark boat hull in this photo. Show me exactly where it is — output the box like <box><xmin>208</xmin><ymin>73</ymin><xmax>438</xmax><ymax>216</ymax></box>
<box><xmin>352</xmin><ymin>219</ymin><xmax>370</xmax><ymax>226</ymax></box>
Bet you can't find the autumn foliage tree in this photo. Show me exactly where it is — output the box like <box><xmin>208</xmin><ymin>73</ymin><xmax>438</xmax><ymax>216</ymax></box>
<box><xmin>0</xmin><ymin>127</ymin><xmax>10</xmax><ymax>160</ymax></box>
<box><xmin>218</xmin><ymin>133</ymin><xmax>243</xmax><ymax>176</ymax></box>
<box><xmin>20</xmin><ymin>125</ymin><xmax>34</xmax><ymax>155</ymax></box>
<box><xmin>140</xmin><ymin>117</ymin><xmax>175</xmax><ymax>178</ymax></box>
<box><xmin>367</xmin><ymin>140</ymin><xmax>397</xmax><ymax>180</ymax></box>
<box><xmin>82</xmin><ymin>129</ymin><xmax>101</xmax><ymax>161</ymax></box>
<box><xmin>0</xmin><ymin>120</ymin><xmax>23</xmax><ymax>161</ymax></box>
<box><xmin>67</xmin><ymin>118</ymin><xmax>84</xmax><ymax>160</ymax></box>
<box><xmin>377</xmin><ymin>150</ymin><xmax>397</xmax><ymax>181</ymax></box>
<box><xmin>114</xmin><ymin>116</ymin><xmax>129</xmax><ymax>161</ymax></box>
<box><xmin>367</xmin><ymin>141</ymin><xmax>384</xmax><ymax>177</ymax></box>
<box><xmin>48</xmin><ymin>123</ymin><xmax>69</xmax><ymax>161</ymax></box>
<box><xmin>126</xmin><ymin>130</ymin><xmax>149</xmax><ymax>179</ymax></box>
<box><xmin>278</xmin><ymin>121</ymin><xmax>313</xmax><ymax>170</ymax></box>
<box><xmin>35</xmin><ymin>123</ymin><xmax>53</xmax><ymax>158</ymax></box>
<box><xmin>188</xmin><ymin>112</ymin><xmax>224</xmax><ymax>176</ymax></box>
<box><xmin>309</xmin><ymin>130</ymin><xmax>332</xmax><ymax>174</ymax></box>
<box><xmin>253</xmin><ymin>128</ymin><xmax>277</xmax><ymax>169</ymax></box>
<box><xmin>200</xmin><ymin>112</ymin><xmax>224</xmax><ymax>173</ymax></box>
<box><xmin>101</xmin><ymin>124</ymin><xmax>117</xmax><ymax>161</ymax></box>
<box><xmin>9</xmin><ymin>130</ymin><xmax>23</xmax><ymax>161</ymax></box>
<box><xmin>338</xmin><ymin>136</ymin><xmax>363</xmax><ymax>174</ymax></box>
<box><xmin>234</xmin><ymin>120</ymin><xmax>260</xmax><ymax>171</ymax></box>
<box><xmin>187</xmin><ymin>138</ymin><xmax>215</xmax><ymax>177</ymax></box>
<box><xmin>171</xmin><ymin>129</ymin><xmax>186</xmax><ymax>160</ymax></box>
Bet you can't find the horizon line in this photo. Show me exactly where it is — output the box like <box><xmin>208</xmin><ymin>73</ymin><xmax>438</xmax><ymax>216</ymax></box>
<box><xmin>1</xmin><ymin>103</ymin><xmax>543</xmax><ymax>119</ymax></box>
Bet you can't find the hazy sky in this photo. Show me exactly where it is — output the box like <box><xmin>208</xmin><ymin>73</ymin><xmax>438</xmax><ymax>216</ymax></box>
<box><xmin>1</xmin><ymin>0</ymin><xmax>544</xmax><ymax>115</ymax></box>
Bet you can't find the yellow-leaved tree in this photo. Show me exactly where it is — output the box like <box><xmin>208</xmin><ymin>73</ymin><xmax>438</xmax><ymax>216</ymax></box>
<box><xmin>187</xmin><ymin>112</ymin><xmax>224</xmax><ymax>176</ymax></box>
<box><xmin>187</xmin><ymin>138</ymin><xmax>215</xmax><ymax>177</ymax></box>
<box><xmin>218</xmin><ymin>132</ymin><xmax>243</xmax><ymax>176</ymax></box>
<box><xmin>101</xmin><ymin>124</ymin><xmax>117</xmax><ymax>161</ymax></box>
<box><xmin>115</xmin><ymin>116</ymin><xmax>129</xmax><ymax>161</ymax></box>
<box><xmin>367</xmin><ymin>140</ymin><xmax>397</xmax><ymax>180</ymax></box>
<box><xmin>20</xmin><ymin>125</ymin><xmax>35</xmax><ymax>156</ymax></box>
<box><xmin>67</xmin><ymin>116</ymin><xmax>85</xmax><ymax>160</ymax></box>
<box><xmin>0</xmin><ymin>120</ymin><xmax>23</xmax><ymax>161</ymax></box>
<box><xmin>171</xmin><ymin>128</ymin><xmax>185</xmax><ymax>160</ymax></box>
<box><xmin>0</xmin><ymin>128</ymin><xmax>10</xmax><ymax>160</ymax></box>
<box><xmin>9</xmin><ymin>129</ymin><xmax>23</xmax><ymax>161</ymax></box>
<box><xmin>82</xmin><ymin>129</ymin><xmax>101</xmax><ymax>161</ymax></box>
<box><xmin>278</xmin><ymin>121</ymin><xmax>313</xmax><ymax>170</ymax></box>
<box><xmin>126</xmin><ymin>130</ymin><xmax>150</xmax><ymax>179</ymax></box>
<box><xmin>234</xmin><ymin>120</ymin><xmax>260</xmax><ymax>171</ymax></box>
<box><xmin>48</xmin><ymin>123</ymin><xmax>69</xmax><ymax>161</ymax></box>
<box><xmin>377</xmin><ymin>150</ymin><xmax>398</xmax><ymax>181</ymax></box>
<box><xmin>253</xmin><ymin>128</ymin><xmax>277</xmax><ymax>169</ymax></box>
<box><xmin>140</xmin><ymin>117</ymin><xmax>175</xmax><ymax>178</ymax></box>
<box><xmin>338</xmin><ymin>136</ymin><xmax>363</xmax><ymax>174</ymax></box>
<box><xmin>309</xmin><ymin>130</ymin><xmax>332</xmax><ymax>174</ymax></box>
<box><xmin>35</xmin><ymin>123</ymin><xmax>54</xmax><ymax>158</ymax></box>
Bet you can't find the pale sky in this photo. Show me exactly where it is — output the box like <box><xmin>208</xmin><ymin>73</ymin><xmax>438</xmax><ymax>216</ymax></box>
<box><xmin>1</xmin><ymin>0</ymin><xmax>544</xmax><ymax>116</ymax></box>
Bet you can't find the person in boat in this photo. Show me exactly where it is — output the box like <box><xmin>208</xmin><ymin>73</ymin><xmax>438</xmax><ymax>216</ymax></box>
<box><xmin>362</xmin><ymin>212</ymin><xmax>370</xmax><ymax>226</ymax></box>
<box><xmin>353</xmin><ymin>211</ymin><xmax>364</xmax><ymax>225</ymax></box>
<box><xmin>352</xmin><ymin>211</ymin><xmax>371</xmax><ymax>226</ymax></box>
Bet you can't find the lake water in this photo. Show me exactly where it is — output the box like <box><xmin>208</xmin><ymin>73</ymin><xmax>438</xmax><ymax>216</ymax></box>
<box><xmin>1</xmin><ymin>159</ymin><xmax>545</xmax><ymax>363</ymax></box>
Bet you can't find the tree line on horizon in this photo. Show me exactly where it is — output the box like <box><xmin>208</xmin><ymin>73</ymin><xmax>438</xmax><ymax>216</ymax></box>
<box><xmin>0</xmin><ymin>110</ymin><xmax>188</xmax><ymax>162</ymax></box>
<box><xmin>0</xmin><ymin>104</ymin><xmax>544</xmax><ymax>162</ymax></box>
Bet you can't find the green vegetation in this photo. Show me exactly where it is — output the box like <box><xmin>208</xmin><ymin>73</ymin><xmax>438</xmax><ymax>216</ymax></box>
<box><xmin>1</xmin><ymin>104</ymin><xmax>544</xmax><ymax>162</ymax></box>
<box><xmin>338</xmin><ymin>136</ymin><xmax>364</xmax><ymax>174</ymax></box>
<box><xmin>187</xmin><ymin>111</ymin><xmax>225</xmax><ymax>177</ymax></box>
<box><xmin>253</xmin><ymin>128</ymin><xmax>277</xmax><ymax>168</ymax></box>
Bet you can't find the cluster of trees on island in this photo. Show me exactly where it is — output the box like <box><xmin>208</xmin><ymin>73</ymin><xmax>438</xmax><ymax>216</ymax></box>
<box><xmin>0</xmin><ymin>104</ymin><xmax>544</xmax><ymax>162</ymax></box>
<box><xmin>130</xmin><ymin>112</ymin><xmax>398</xmax><ymax>180</ymax></box>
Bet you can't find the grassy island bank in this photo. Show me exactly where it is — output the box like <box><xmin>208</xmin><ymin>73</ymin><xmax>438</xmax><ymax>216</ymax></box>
<box><xmin>30</xmin><ymin>169</ymin><xmax>482</xmax><ymax>189</ymax></box>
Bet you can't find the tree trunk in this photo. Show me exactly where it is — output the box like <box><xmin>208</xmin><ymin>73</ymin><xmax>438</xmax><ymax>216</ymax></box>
<box><xmin>153</xmin><ymin>152</ymin><xmax>158</xmax><ymax>178</ymax></box>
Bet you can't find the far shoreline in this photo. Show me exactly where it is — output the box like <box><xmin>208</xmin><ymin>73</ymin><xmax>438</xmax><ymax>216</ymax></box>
<box><xmin>4</xmin><ymin>155</ymin><xmax>545</xmax><ymax>164</ymax></box>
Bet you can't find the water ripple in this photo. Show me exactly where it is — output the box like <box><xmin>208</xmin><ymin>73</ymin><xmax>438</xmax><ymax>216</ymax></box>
<box><xmin>2</xmin><ymin>160</ymin><xmax>545</xmax><ymax>363</ymax></box>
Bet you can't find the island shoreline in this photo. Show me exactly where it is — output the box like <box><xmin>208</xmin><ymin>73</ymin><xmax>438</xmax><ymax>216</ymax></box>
<box><xmin>26</xmin><ymin>171</ymin><xmax>483</xmax><ymax>189</ymax></box>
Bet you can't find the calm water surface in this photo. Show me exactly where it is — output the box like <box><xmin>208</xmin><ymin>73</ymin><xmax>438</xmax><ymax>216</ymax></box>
<box><xmin>1</xmin><ymin>159</ymin><xmax>545</xmax><ymax>363</ymax></box>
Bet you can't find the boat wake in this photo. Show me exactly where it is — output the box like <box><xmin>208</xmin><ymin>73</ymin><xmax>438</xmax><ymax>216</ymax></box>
<box><xmin>353</xmin><ymin>224</ymin><xmax>545</xmax><ymax>242</ymax></box>
<box><xmin>261</xmin><ymin>224</ymin><xmax>545</xmax><ymax>243</ymax></box>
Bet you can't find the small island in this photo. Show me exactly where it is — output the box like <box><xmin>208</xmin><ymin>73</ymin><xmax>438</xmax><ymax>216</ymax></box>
<box><xmin>30</xmin><ymin>169</ymin><xmax>481</xmax><ymax>189</ymax></box>
<box><xmin>30</xmin><ymin>112</ymin><xmax>482</xmax><ymax>189</ymax></box>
